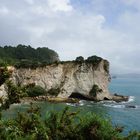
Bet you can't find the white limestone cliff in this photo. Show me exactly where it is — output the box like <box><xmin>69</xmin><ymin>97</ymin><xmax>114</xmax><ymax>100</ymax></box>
<box><xmin>10</xmin><ymin>59</ymin><xmax>111</xmax><ymax>100</ymax></box>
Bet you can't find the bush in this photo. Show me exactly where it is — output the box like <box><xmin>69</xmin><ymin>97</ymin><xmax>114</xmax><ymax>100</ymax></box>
<box><xmin>75</xmin><ymin>56</ymin><xmax>84</xmax><ymax>62</ymax></box>
<box><xmin>0</xmin><ymin>66</ymin><xmax>10</xmax><ymax>86</ymax></box>
<box><xmin>1</xmin><ymin>105</ymin><xmax>139</xmax><ymax>140</ymax></box>
<box><xmin>47</xmin><ymin>88</ymin><xmax>60</xmax><ymax>96</ymax></box>
<box><xmin>0</xmin><ymin>59</ymin><xmax>7</xmax><ymax>67</ymax></box>
<box><xmin>26</xmin><ymin>85</ymin><xmax>47</xmax><ymax>97</ymax></box>
<box><xmin>89</xmin><ymin>84</ymin><xmax>103</xmax><ymax>97</ymax></box>
<box><xmin>104</xmin><ymin>60</ymin><xmax>109</xmax><ymax>73</ymax></box>
<box><xmin>86</xmin><ymin>55</ymin><xmax>102</xmax><ymax>63</ymax></box>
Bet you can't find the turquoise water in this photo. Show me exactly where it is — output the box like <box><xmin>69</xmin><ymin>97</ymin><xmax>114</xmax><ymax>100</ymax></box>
<box><xmin>2</xmin><ymin>77</ymin><xmax>140</xmax><ymax>134</ymax></box>
<box><xmin>108</xmin><ymin>77</ymin><xmax>140</xmax><ymax>134</ymax></box>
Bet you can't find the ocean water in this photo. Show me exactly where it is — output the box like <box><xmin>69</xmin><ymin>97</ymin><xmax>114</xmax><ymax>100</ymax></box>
<box><xmin>108</xmin><ymin>77</ymin><xmax>140</xmax><ymax>134</ymax></box>
<box><xmin>2</xmin><ymin>77</ymin><xmax>140</xmax><ymax>134</ymax></box>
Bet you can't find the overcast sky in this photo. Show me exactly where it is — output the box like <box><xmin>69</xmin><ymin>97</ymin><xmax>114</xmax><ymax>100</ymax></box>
<box><xmin>0</xmin><ymin>0</ymin><xmax>140</xmax><ymax>74</ymax></box>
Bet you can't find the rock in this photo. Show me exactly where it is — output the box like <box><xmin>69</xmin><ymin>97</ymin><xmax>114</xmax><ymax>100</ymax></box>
<box><xmin>0</xmin><ymin>59</ymin><xmax>130</xmax><ymax>103</ymax></box>
<box><xmin>112</xmin><ymin>94</ymin><xmax>129</xmax><ymax>102</ymax></box>
<box><xmin>0</xmin><ymin>84</ymin><xmax>8</xmax><ymax>105</ymax></box>
<box><xmin>69</xmin><ymin>92</ymin><xmax>97</xmax><ymax>101</ymax></box>
<box><xmin>125</xmin><ymin>105</ymin><xmax>136</xmax><ymax>108</ymax></box>
<box><xmin>10</xmin><ymin>59</ymin><xmax>111</xmax><ymax>101</ymax></box>
<box><xmin>47</xmin><ymin>97</ymin><xmax>79</xmax><ymax>103</ymax></box>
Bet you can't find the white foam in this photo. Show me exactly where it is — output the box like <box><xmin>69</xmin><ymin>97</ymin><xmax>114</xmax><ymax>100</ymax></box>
<box><xmin>100</xmin><ymin>100</ymin><xmax>116</xmax><ymax>104</ymax></box>
<box><xmin>12</xmin><ymin>103</ymin><xmax>21</xmax><ymax>106</ymax></box>
<box><xmin>87</xmin><ymin>105</ymin><xmax>92</xmax><ymax>107</ymax></box>
<box><xmin>128</xmin><ymin>96</ymin><xmax>135</xmax><ymax>102</ymax></box>
<box><xmin>79</xmin><ymin>100</ymin><xmax>87</xmax><ymax>106</ymax></box>
<box><xmin>66</xmin><ymin>103</ymin><xmax>77</xmax><ymax>107</ymax></box>
<box><xmin>103</xmin><ymin>104</ymin><xmax>125</xmax><ymax>109</ymax></box>
<box><xmin>103</xmin><ymin>102</ymin><xmax>139</xmax><ymax>109</ymax></box>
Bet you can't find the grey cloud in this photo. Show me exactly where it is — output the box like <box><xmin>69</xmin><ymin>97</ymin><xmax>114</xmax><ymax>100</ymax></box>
<box><xmin>0</xmin><ymin>0</ymin><xmax>140</xmax><ymax>74</ymax></box>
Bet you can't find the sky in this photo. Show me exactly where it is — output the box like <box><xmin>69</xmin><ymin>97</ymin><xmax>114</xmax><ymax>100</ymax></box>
<box><xmin>0</xmin><ymin>0</ymin><xmax>140</xmax><ymax>74</ymax></box>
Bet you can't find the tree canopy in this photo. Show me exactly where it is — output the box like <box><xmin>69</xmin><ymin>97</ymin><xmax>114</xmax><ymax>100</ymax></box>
<box><xmin>0</xmin><ymin>44</ymin><xmax>59</xmax><ymax>67</ymax></box>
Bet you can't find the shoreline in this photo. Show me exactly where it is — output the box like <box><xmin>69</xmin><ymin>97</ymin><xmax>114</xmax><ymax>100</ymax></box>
<box><xmin>19</xmin><ymin>93</ymin><xmax>129</xmax><ymax>104</ymax></box>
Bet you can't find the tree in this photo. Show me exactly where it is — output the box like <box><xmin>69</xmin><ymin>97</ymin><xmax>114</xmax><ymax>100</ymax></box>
<box><xmin>75</xmin><ymin>56</ymin><xmax>84</xmax><ymax>62</ymax></box>
<box><xmin>0</xmin><ymin>45</ymin><xmax>60</xmax><ymax>67</ymax></box>
<box><xmin>86</xmin><ymin>55</ymin><xmax>102</xmax><ymax>62</ymax></box>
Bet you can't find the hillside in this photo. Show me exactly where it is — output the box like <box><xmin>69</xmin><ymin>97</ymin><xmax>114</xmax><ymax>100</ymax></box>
<box><xmin>0</xmin><ymin>45</ymin><xmax>59</xmax><ymax>67</ymax></box>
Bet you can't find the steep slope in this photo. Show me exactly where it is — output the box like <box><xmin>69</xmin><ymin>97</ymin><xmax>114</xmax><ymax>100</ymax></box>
<box><xmin>10</xmin><ymin>59</ymin><xmax>111</xmax><ymax>100</ymax></box>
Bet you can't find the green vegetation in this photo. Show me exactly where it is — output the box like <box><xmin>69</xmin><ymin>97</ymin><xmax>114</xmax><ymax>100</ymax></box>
<box><xmin>75</xmin><ymin>56</ymin><xmax>84</xmax><ymax>62</ymax></box>
<box><xmin>0</xmin><ymin>61</ymin><xmax>139</xmax><ymax>139</ymax></box>
<box><xmin>26</xmin><ymin>85</ymin><xmax>47</xmax><ymax>97</ymax></box>
<box><xmin>0</xmin><ymin>45</ymin><xmax>108</xmax><ymax>72</ymax></box>
<box><xmin>104</xmin><ymin>60</ymin><xmax>109</xmax><ymax>73</ymax></box>
<box><xmin>86</xmin><ymin>55</ymin><xmax>102</xmax><ymax>63</ymax></box>
<box><xmin>0</xmin><ymin>67</ymin><xmax>11</xmax><ymax>86</ymax></box>
<box><xmin>89</xmin><ymin>84</ymin><xmax>103</xmax><ymax>97</ymax></box>
<box><xmin>1</xmin><ymin>80</ymin><xmax>26</xmax><ymax>110</ymax></box>
<box><xmin>0</xmin><ymin>105</ymin><xmax>140</xmax><ymax>140</ymax></box>
<box><xmin>0</xmin><ymin>45</ymin><xmax>59</xmax><ymax>68</ymax></box>
<box><xmin>74</xmin><ymin>55</ymin><xmax>109</xmax><ymax>73</ymax></box>
<box><xmin>47</xmin><ymin>87</ymin><xmax>60</xmax><ymax>96</ymax></box>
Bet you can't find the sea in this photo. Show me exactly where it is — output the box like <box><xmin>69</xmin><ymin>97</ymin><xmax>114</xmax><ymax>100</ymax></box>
<box><xmin>2</xmin><ymin>77</ymin><xmax>140</xmax><ymax>135</ymax></box>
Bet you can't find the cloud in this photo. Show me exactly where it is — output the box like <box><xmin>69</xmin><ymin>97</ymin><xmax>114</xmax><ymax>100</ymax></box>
<box><xmin>0</xmin><ymin>6</ymin><xmax>9</xmax><ymax>15</ymax></box>
<box><xmin>24</xmin><ymin>0</ymin><xmax>34</xmax><ymax>5</ymax></box>
<box><xmin>0</xmin><ymin>0</ymin><xmax>140</xmax><ymax>74</ymax></box>
<box><xmin>122</xmin><ymin>0</ymin><xmax>140</xmax><ymax>11</ymax></box>
<box><xmin>47</xmin><ymin>0</ymin><xmax>73</xmax><ymax>12</ymax></box>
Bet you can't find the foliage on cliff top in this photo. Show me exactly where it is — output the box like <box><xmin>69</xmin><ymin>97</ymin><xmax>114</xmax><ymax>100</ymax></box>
<box><xmin>0</xmin><ymin>44</ymin><xmax>59</xmax><ymax>67</ymax></box>
<box><xmin>0</xmin><ymin>44</ymin><xmax>109</xmax><ymax>71</ymax></box>
<box><xmin>0</xmin><ymin>66</ymin><xmax>11</xmax><ymax>86</ymax></box>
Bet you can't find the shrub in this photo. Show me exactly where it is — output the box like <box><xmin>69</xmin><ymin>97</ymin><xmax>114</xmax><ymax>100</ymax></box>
<box><xmin>89</xmin><ymin>84</ymin><xmax>103</xmax><ymax>97</ymax></box>
<box><xmin>104</xmin><ymin>60</ymin><xmax>109</xmax><ymax>73</ymax></box>
<box><xmin>0</xmin><ymin>104</ymin><xmax>140</xmax><ymax>140</ymax></box>
<box><xmin>47</xmin><ymin>88</ymin><xmax>60</xmax><ymax>96</ymax></box>
<box><xmin>86</xmin><ymin>55</ymin><xmax>102</xmax><ymax>63</ymax></box>
<box><xmin>0</xmin><ymin>59</ymin><xmax>7</xmax><ymax>67</ymax></box>
<box><xmin>75</xmin><ymin>56</ymin><xmax>84</xmax><ymax>62</ymax></box>
<box><xmin>26</xmin><ymin>85</ymin><xmax>47</xmax><ymax>97</ymax></box>
<box><xmin>0</xmin><ymin>66</ymin><xmax>10</xmax><ymax>86</ymax></box>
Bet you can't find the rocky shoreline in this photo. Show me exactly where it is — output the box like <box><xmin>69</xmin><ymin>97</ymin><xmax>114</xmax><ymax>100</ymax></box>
<box><xmin>111</xmin><ymin>93</ymin><xmax>129</xmax><ymax>102</ymax></box>
<box><xmin>20</xmin><ymin>93</ymin><xmax>129</xmax><ymax>104</ymax></box>
<box><xmin>20</xmin><ymin>96</ymin><xmax>80</xmax><ymax>104</ymax></box>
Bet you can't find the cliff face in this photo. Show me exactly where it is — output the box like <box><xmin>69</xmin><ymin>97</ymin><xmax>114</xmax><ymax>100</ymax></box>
<box><xmin>10</xmin><ymin>59</ymin><xmax>111</xmax><ymax>100</ymax></box>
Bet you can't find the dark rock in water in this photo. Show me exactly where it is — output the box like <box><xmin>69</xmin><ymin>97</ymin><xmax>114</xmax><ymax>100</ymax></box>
<box><xmin>69</xmin><ymin>92</ymin><xmax>97</xmax><ymax>101</ymax></box>
<box><xmin>125</xmin><ymin>105</ymin><xmax>136</xmax><ymax>108</ymax></box>
<box><xmin>112</xmin><ymin>76</ymin><xmax>117</xmax><ymax>79</ymax></box>
<box><xmin>104</xmin><ymin>97</ymin><xmax>110</xmax><ymax>100</ymax></box>
<box><xmin>112</xmin><ymin>93</ymin><xmax>129</xmax><ymax>102</ymax></box>
<box><xmin>69</xmin><ymin>92</ymin><xmax>129</xmax><ymax>103</ymax></box>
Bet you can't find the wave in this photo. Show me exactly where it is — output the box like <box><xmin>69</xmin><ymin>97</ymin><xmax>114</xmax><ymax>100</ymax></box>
<box><xmin>66</xmin><ymin>103</ymin><xmax>77</xmax><ymax>107</ymax></box>
<box><xmin>128</xmin><ymin>96</ymin><xmax>135</xmax><ymax>102</ymax></box>
<box><xmin>99</xmin><ymin>100</ymin><xmax>116</xmax><ymax>104</ymax></box>
<box><xmin>66</xmin><ymin>96</ymin><xmax>136</xmax><ymax>109</ymax></box>
<box><xmin>79</xmin><ymin>100</ymin><xmax>87</xmax><ymax>106</ymax></box>
<box><xmin>103</xmin><ymin>104</ymin><xmax>125</xmax><ymax>109</ymax></box>
<box><xmin>103</xmin><ymin>104</ymin><xmax>139</xmax><ymax>109</ymax></box>
<box><xmin>119</xmin><ymin>96</ymin><xmax>135</xmax><ymax>105</ymax></box>
<box><xmin>66</xmin><ymin>100</ymin><xmax>89</xmax><ymax>107</ymax></box>
<box><xmin>101</xmin><ymin>96</ymin><xmax>136</xmax><ymax>109</ymax></box>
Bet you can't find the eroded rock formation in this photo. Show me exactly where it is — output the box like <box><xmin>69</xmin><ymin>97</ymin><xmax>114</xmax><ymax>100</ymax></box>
<box><xmin>10</xmin><ymin>59</ymin><xmax>111</xmax><ymax>100</ymax></box>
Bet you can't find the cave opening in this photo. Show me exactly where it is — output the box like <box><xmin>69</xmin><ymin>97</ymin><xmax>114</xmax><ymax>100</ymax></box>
<box><xmin>69</xmin><ymin>92</ymin><xmax>92</xmax><ymax>100</ymax></box>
